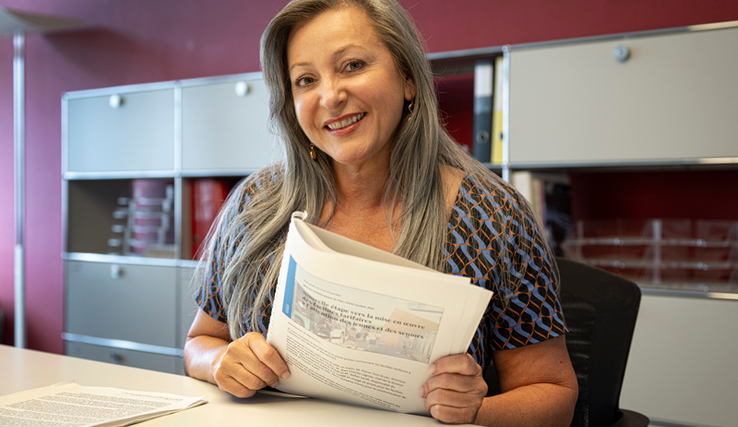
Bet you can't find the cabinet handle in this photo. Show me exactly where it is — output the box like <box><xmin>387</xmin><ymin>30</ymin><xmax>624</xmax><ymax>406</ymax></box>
<box><xmin>110</xmin><ymin>264</ymin><xmax>123</xmax><ymax>279</ymax></box>
<box><xmin>235</xmin><ymin>81</ymin><xmax>250</xmax><ymax>97</ymax></box>
<box><xmin>613</xmin><ymin>44</ymin><xmax>630</xmax><ymax>62</ymax></box>
<box><xmin>109</xmin><ymin>94</ymin><xmax>123</xmax><ymax>109</ymax></box>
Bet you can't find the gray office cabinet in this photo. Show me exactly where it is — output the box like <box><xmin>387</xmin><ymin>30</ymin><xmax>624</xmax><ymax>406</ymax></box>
<box><xmin>63</xmin><ymin>73</ymin><xmax>273</xmax><ymax>375</ymax></box>
<box><xmin>620</xmin><ymin>293</ymin><xmax>738</xmax><ymax>427</ymax></box>
<box><xmin>177</xmin><ymin>265</ymin><xmax>199</xmax><ymax>350</ymax></box>
<box><xmin>508</xmin><ymin>26</ymin><xmax>738</xmax><ymax>167</ymax></box>
<box><xmin>65</xmin><ymin>260</ymin><xmax>177</xmax><ymax>346</ymax></box>
<box><xmin>65</xmin><ymin>341</ymin><xmax>181</xmax><ymax>374</ymax></box>
<box><xmin>181</xmin><ymin>77</ymin><xmax>276</xmax><ymax>173</ymax></box>
<box><xmin>65</xmin><ymin>85</ymin><xmax>175</xmax><ymax>174</ymax></box>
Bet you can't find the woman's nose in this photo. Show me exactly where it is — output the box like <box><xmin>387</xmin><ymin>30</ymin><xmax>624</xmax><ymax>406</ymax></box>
<box><xmin>319</xmin><ymin>78</ymin><xmax>346</xmax><ymax>111</ymax></box>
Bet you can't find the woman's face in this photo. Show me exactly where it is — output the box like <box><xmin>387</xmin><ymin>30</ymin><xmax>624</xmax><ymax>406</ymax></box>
<box><xmin>287</xmin><ymin>6</ymin><xmax>415</xmax><ymax>170</ymax></box>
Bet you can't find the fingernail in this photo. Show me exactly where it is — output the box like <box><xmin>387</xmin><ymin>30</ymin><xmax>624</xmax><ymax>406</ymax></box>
<box><xmin>418</xmin><ymin>387</ymin><xmax>425</xmax><ymax>398</ymax></box>
<box><xmin>270</xmin><ymin>381</ymin><xmax>279</xmax><ymax>388</ymax></box>
<box><xmin>281</xmin><ymin>371</ymin><xmax>291</xmax><ymax>380</ymax></box>
<box><xmin>428</xmin><ymin>363</ymin><xmax>436</xmax><ymax>375</ymax></box>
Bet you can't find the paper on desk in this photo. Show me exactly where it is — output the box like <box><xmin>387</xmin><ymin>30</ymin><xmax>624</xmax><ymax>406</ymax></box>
<box><xmin>0</xmin><ymin>382</ymin><xmax>206</xmax><ymax>427</ymax></box>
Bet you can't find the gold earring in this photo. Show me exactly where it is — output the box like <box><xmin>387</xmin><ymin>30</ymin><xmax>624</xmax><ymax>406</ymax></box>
<box><xmin>310</xmin><ymin>143</ymin><xmax>317</xmax><ymax>161</ymax></box>
<box><xmin>405</xmin><ymin>100</ymin><xmax>415</xmax><ymax>123</ymax></box>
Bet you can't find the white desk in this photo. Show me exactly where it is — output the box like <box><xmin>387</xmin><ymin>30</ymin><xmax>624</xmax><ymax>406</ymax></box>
<box><xmin>1</xmin><ymin>345</ymin><xmax>458</xmax><ymax>426</ymax></box>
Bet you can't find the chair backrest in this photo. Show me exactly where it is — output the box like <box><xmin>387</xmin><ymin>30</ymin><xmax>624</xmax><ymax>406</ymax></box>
<box><xmin>482</xmin><ymin>258</ymin><xmax>643</xmax><ymax>426</ymax></box>
<box><xmin>555</xmin><ymin>257</ymin><xmax>641</xmax><ymax>427</ymax></box>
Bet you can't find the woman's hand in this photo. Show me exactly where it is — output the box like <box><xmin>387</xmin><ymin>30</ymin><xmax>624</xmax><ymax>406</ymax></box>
<box><xmin>420</xmin><ymin>353</ymin><xmax>488</xmax><ymax>424</ymax></box>
<box><xmin>211</xmin><ymin>332</ymin><xmax>291</xmax><ymax>398</ymax></box>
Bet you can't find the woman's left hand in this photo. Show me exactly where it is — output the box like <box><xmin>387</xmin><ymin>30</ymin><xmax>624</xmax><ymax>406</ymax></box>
<box><xmin>420</xmin><ymin>353</ymin><xmax>488</xmax><ymax>424</ymax></box>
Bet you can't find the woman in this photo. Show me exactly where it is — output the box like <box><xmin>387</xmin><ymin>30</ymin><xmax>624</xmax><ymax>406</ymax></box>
<box><xmin>184</xmin><ymin>0</ymin><xmax>578</xmax><ymax>425</ymax></box>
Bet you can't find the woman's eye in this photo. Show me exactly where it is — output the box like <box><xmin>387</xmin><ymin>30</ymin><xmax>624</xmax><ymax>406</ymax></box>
<box><xmin>295</xmin><ymin>76</ymin><xmax>314</xmax><ymax>88</ymax></box>
<box><xmin>345</xmin><ymin>60</ymin><xmax>365</xmax><ymax>72</ymax></box>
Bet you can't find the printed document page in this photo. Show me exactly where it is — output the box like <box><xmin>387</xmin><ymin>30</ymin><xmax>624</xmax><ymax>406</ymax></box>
<box><xmin>267</xmin><ymin>212</ymin><xmax>492</xmax><ymax>415</ymax></box>
<box><xmin>0</xmin><ymin>382</ymin><xmax>205</xmax><ymax>427</ymax></box>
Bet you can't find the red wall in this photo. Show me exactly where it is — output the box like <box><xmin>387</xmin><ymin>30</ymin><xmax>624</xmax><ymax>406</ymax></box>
<box><xmin>1</xmin><ymin>0</ymin><xmax>737</xmax><ymax>352</ymax></box>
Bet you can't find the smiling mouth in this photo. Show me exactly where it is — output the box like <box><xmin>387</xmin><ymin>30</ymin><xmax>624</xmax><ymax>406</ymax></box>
<box><xmin>326</xmin><ymin>113</ymin><xmax>366</xmax><ymax>130</ymax></box>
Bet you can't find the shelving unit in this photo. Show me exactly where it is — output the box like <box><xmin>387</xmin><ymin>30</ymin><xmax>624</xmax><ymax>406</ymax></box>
<box><xmin>565</xmin><ymin>218</ymin><xmax>738</xmax><ymax>293</ymax></box>
<box><xmin>430</xmin><ymin>22</ymin><xmax>738</xmax><ymax>290</ymax></box>
<box><xmin>62</xmin><ymin>72</ymin><xmax>273</xmax><ymax>375</ymax></box>
<box><xmin>428</xmin><ymin>22</ymin><xmax>738</xmax><ymax>427</ymax></box>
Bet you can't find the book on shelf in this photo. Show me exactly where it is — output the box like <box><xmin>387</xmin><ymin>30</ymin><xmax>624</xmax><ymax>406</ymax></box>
<box><xmin>511</xmin><ymin>171</ymin><xmax>572</xmax><ymax>257</ymax></box>
<box><xmin>491</xmin><ymin>56</ymin><xmax>504</xmax><ymax>164</ymax></box>
<box><xmin>191</xmin><ymin>178</ymin><xmax>232</xmax><ymax>258</ymax></box>
<box><xmin>511</xmin><ymin>171</ymin><xmax>545</xmax><ymax>224</ymax></box>
<box><xmin>472</xmin><ymin>59</ymin><xmax>493</xmax><ymax>162</ymax></box>
<box><xmin>267</xmin><ymin>212</ymin><xmax>492</xmax><ymax>415</ymax></box>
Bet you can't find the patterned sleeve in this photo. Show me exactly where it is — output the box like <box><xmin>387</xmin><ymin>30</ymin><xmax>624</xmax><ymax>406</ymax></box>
<box><xmin>443</xmin><ymin>175</ymin><xmax>567</xmax><ymax>373</ymax></box>
<box><xmin>194</xmin><ymin>169</ymin><xmax>276</xmax><ymax>324</ymax></box>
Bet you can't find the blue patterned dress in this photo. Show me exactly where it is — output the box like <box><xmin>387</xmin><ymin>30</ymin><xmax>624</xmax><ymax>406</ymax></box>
<box><xmin>195</xmin><ymin>169</ymin><xmax>567</xmax><ymax>373</ymax></box>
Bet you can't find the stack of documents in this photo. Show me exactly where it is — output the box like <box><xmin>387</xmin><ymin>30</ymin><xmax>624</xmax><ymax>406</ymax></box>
<box><xmin>0</xmin><ymin>382</ymin><xmax>205</xmax><ymax>426</ymax></box>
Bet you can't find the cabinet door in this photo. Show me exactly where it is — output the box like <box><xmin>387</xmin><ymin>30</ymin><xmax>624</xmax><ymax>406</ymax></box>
<box><xmin>65</xmin><ymin>261</ymin><xmax>177</xmax><ymax>347</ymax></box>
<box><xmin>66</xmin><ymin>88</ymin><xmax>175</xmax><ymax>173</ymax></box>
<box><xmin>620</xmin><ymin>294</ymin><xmax>738</xmax><ymax>427</ymax></box>
<box><xmin>509</xmin><ymin>27</ymin><xmax>738</xmax><ymax>166</ymax></box>
<box><xmin>65</xmin><ymin>341</ymin><xmax>178</xmax><ymax>374</ymax></box>
<box><xmin>181</xmin><ymin>78</ymin><xmax>276</xmax><ymax>172</ymax></box>
<box><xmin>177</xmin><ymin>266</ymin><xmax>199</xmax><ymax>349</ymax></box>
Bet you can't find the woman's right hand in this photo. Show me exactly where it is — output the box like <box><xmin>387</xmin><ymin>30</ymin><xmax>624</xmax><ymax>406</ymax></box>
<box><xmin>212</xmin><ymin>332</ymin><xmax>291</xmax><ymax>398</ymax></box>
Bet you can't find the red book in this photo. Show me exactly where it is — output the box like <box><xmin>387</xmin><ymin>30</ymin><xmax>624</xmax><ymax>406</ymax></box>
<box><xmin>191</xmin><ymin>179</ymin><xmax>231</xmax><ymax>259</ymax></box>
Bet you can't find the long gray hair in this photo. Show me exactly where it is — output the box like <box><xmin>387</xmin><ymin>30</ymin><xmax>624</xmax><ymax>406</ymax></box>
<box><xmin>198</xmin><ymin>0</ymin><xmax>538</xmax><ymax>340</ymax></box>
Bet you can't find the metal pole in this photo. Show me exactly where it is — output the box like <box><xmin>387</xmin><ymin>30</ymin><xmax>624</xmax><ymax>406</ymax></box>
<box><xmin>501</xmin><ymin>45</ymin><xmax>511</xmax><ymax>183</ymax></box>
<box><xmin>13</xmin><ymin>30</ymin><xmax>26</xmax><ymax>349</ymax></box>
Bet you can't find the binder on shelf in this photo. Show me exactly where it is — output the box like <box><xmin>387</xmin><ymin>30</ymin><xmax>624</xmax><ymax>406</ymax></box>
<box><xmin>491</xmin><ymin>56</ymin><xmax>504</xmax><ymax>164</ymax></box>
<box><xmin>191</xmin><ymin>178</ymin><xmax>231</xmax><ymax>258</ymax></box>
<box><xmin>511</xmin><ymin>171</ymin><xmax>572</xmax><ymax>257</ymax></box>
<box><xmin>511</xmin><ymin>171</ymin><xmax>545</xmax><ymax>225</ymax></box>
<box><xmin>472</xmin><ymin>59</ymin><xmax>493</xmax><ymax>162</ymax></box>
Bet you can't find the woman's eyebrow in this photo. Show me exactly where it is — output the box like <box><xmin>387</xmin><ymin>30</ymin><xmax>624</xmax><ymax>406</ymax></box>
<box><xmin>330</xmin><ymin>45</ymin><xmax>360</xmax><ymax>60</ymax></box>
<box><xmin>288</xmin><ymin>44</ymin><xmax>365</xmax><ymax>74</ymax></box>
<box><xmin>289</xmin><ymin>61</ymin><xmax>311</xmax><ymax>73</ymax></box>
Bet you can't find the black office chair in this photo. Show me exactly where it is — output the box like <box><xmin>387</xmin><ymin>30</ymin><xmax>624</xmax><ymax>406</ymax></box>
<box><xmin>483</xmin><ymin>257</ymin><xmax>649</xmax><ymax>427</ymax></box>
